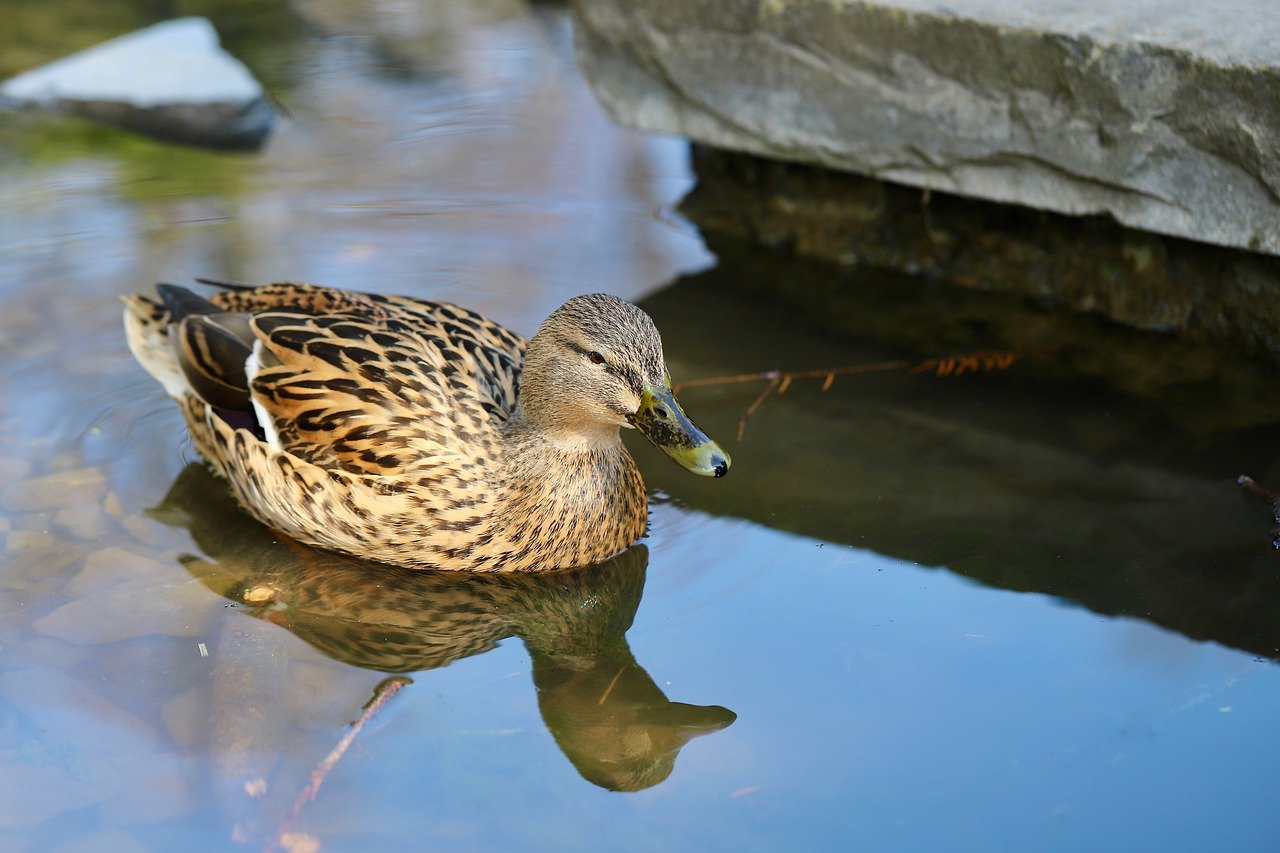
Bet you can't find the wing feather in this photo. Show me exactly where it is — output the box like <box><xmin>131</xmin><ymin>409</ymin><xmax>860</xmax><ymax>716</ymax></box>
<box><xmin>211</xmin><ymin>282</ymin><xmax>525</xmax><ymax>413</ymax></box>
<box><xmin>236</xmin><ymin>298</ymin><xmax>522</xmax><ymax>479</ymax></box>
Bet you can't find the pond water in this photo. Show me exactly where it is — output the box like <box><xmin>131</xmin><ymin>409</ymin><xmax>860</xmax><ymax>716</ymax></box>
<box><xmin>3</xmin><ymin>2</ymin><xmax>1280</xmax><ymax>850</ymax></box>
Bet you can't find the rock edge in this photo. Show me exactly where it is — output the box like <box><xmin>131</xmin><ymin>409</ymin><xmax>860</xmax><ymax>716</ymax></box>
<box><xmin>573</xmin><ymin>0</ymin><xmax>1280</xmax><ymax>255</ymax></box>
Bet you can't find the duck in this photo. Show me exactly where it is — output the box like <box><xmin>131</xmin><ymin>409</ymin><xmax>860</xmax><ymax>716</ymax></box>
<box><xmin>123</xmin><ymin>280</ymin><xmax>729</xmax><ymax>572</ymax></box>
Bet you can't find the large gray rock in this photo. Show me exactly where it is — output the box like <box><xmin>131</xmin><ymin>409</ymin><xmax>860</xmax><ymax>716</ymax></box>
<box><xmin>0</xmin><ymin>18</ymin><xmax>275</xmax><ymax>150</ymax></box>
<box><xmin>573</xmin><ymin>0</ymin><xmax>1280</xmax><ymax>255</ymax></box>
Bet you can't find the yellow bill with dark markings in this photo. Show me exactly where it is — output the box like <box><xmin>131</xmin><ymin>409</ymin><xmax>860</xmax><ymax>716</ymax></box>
<box><xmin>628</xmin><ymin>387</ymin><xmax>730</xmax><ymax>478</ymax></box>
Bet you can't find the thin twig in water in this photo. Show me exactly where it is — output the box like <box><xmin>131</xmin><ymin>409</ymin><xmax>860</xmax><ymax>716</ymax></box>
<box><xmin>674</xmin><ymin>349</ymin><xmax>1020</xmax><ymax>442</ymax></box>
<box><xmin>597</xmin><ymin>667</ymin><xmax>627</xmax><ymax>707</ymax></box>
<box><xmin>738</xmin><ymin>371</ymin><xmax>783</xmax><ymax>442</ymax></box>
<box><xmin>1237</xmin><ymin>475</ymin><xmax>1280</xmax><ymax>506</ymax></box>
<box><xmin>1236</xmin><ymin>475</ymin><xmax>1280</xmax><ymax>550</ymax></box>
<box><xmin>273</xmin><ymin>676</ymin><xmax>412</xmax><ymax>849</ymax></box>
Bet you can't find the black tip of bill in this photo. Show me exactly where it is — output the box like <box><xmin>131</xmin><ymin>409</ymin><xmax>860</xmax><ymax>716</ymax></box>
<box><xmin>710</xmin><ymin>453</ymin><xmax>729</xmax><ymax>478</ymax></box>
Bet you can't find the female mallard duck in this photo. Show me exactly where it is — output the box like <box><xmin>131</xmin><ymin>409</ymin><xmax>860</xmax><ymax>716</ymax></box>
<box><xmin>123</xmin><ymin>281</ymin><xmax>728</xmax><ymax>572</ymax></box>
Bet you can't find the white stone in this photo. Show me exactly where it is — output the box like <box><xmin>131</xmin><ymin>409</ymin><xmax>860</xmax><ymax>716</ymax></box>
<box><xmin>1</xmin><ymin>18</ymin><xmax>261</xmax><ymax>108</ymax></box>
<box><xmin>0</xmin><ymin>18</ymin><xmax>275</xmax><ymax>149</ymax></box>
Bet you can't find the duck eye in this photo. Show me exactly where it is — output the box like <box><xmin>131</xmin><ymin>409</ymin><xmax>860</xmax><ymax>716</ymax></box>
<box><xmin>587</xmin><ymin>351</ymin><xmax>606</xmax><ymax>365</ymax></box>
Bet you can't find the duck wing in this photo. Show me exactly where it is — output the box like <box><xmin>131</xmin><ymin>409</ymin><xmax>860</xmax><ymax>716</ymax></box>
<box><xmin>247</xmin><ymin>309</ymin><xmax>511</xmax><ymax>476</ymax></box>
<box><xmin>161</xmin><ymin>282</ymin><xmax>526</xmax><ymax>478</ymax></box>
<box><xmin>210</xmin><ymin>282</ymin><xmax>525</xmax><ymax>420</ymax></box>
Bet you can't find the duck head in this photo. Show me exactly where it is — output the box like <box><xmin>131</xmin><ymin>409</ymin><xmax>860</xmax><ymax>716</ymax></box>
<box><xmin>519</xmin><ymin>294</ymin><xmax>729</xmax><ymax>477</ymax></box>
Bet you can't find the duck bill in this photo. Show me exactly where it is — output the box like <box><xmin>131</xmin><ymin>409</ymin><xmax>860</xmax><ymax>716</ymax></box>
<box><xmin>628</xmin><ymin>388</ymin><xmax>730</xmax><ymax>478</ymax></box>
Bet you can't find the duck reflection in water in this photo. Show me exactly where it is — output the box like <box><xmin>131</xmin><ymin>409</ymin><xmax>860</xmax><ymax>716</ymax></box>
<box><xmin>154</xmin><ymin>464</ymin><xmax>735</xmax><ymax>792</ymax></box>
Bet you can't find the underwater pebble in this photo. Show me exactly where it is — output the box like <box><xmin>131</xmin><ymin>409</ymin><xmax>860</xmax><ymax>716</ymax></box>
<box><xmin>0</xmin><ymin>668</ymin><xmax>158</xmax><ymax>749</ymax></box>
<box><xmin>121</xmin><ymin>514</ymin><xmax>164</xmax><ymax>546</ymax></box>
<box><xmin>5</xmin><ymin>528</ymin><xmax>58</xmax><ymax>553</ymax></box>
<box><xmin>242</xmin><ymin>585</ymin><xmax>278</xmax><ymax>605</ymax></box>
<box><xmin>1</xmin><ymin>466</ymin><xmax>107</xmax><ymax>512</ymax></box>
<box><xmin>34</xmin><ymin>577</ymin><xmax>215</xmax><ymax>644</ymax></box>
<box><xmin>54</xmin><ymin>501</ymin><xmax>112</xmax><ymax>541</ymax></box>
<box><xmin>3</xmin><ymin>536</ymin><xmax>85</xmax><ymax>590</ymax></box>
<box><xmin>0</xmin><ymin>668</ymin><xmax>160</xmax><ymax>822</ymax></box>
<box><xmin>64</xmin><ymin>547</ymin><xmax>169</xmax><ymax>598</ymax></box>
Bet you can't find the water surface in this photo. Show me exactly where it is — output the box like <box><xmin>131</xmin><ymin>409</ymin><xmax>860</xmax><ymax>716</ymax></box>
<box><xmin>2</xmin><ymin>2</ymin><xmax>1279</xmax><ymax>850</ymax></box>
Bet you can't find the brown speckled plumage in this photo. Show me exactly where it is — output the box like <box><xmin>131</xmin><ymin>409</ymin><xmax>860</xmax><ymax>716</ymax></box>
<box><xmin>123</xmin><ymin>282</ymin><xmax>721</xmax><ymax>572</ymax></box>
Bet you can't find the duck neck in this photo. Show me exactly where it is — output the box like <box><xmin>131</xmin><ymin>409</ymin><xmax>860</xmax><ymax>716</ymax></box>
<box><xmin>501</xmin><ymin>408</ymin><xmax>640</xmax><ymax>494</ymax></box>
<box><xmin>496</xmin><ymin>410</ymin><xmax>649</xmax><ymax>570</ymax></box>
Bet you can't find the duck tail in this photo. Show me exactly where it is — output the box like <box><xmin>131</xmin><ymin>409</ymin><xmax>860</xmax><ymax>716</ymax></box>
<box><xmin>193</xmin><ymin>275</ymin><xmax>255</xmax><ymax>292</ymax></box>
<box><xmin>155</xmin><ymin>282</ymin><xmax>223</xmax><ymax>320</ymax></box>
<box><xmin>121</xmin><ymin>292</ymin><xmax>189</xmax><ymax>400</ymax></box>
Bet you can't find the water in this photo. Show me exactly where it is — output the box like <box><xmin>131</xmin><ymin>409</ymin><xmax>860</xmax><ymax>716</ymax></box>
<box><xmin>3</xmin><ymin>2</ymin><xmax>1280</xmax><ymax>850</ymax></box>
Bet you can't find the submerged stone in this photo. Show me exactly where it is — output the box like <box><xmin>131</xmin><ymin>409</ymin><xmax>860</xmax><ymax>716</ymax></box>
<box><xmin>64</xmin><ymin>547</ymin><xmax>169</xmax><ymax>598</ymax></box>
<box><xmin>0</xmin><ymin>465</ymin><xmax>106</xmax><ymax>513</ymax></box>
<box><xmin>35</xmin><ymin>563</ymin><xmax>215</xmax><ymax>644</ymax></box>
<box><xmin>0</xmin><ymin>668</ymin><xmax>160</xmax><ymax>825</ymax></box>
<box><xmin>54</xmin><ymin>502</ymin><xmax>112</xmax><ymax>541</ymax></box>
<box><xmin>0</xmin><ymin>18</ymin><xmax>275</xmax><ymax>151</ymax></box>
